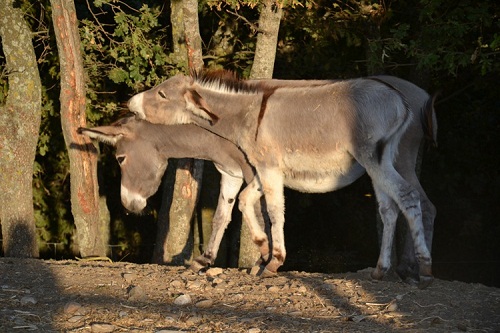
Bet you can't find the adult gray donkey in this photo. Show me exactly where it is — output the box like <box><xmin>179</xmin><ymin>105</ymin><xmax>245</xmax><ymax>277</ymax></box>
<box><xmin>127</xmin><ymin>71</ymin><xmax>437</xmax><ymax>289</ymax></box>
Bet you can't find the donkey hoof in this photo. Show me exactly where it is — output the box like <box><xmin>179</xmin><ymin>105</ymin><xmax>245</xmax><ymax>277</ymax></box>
<box><xmin>189</xmin><ymin>261</ymin><xmax>206</xmax><ymax>273</ymax></box>
<box><xmin>371</xmin><ymin>267</ymin><xmax>386</xmax><ymax>281</ymax></box>
<box><xmin>190</xmin><ymin>256</ymin><xmax>211</xmax><ymax>272</ymax></box>
<box><xmin>249</xmin><ymin>265</ymin><xmax>277</xmax><ymax>278</ymax></box>
<box><xmin>250</xmin><ymin>265</ymin><xmax>263</xmax><ymax>276</ymax></box>
<box><xmin>418</xmin><ymin>275</ymin><xmax>434</xmax><ymax>289</ymax></box>
<box><xmin>259</xmin><ymin>267</ymin><xmax>277</xmax><ymax>278</ymax></box>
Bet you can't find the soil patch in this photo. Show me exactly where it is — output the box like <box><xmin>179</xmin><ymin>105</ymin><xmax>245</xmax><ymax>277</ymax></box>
<box><xmin>1</xmin><ymin>258</ymin><xmax>499</xmax><ymax>332</ymax></box>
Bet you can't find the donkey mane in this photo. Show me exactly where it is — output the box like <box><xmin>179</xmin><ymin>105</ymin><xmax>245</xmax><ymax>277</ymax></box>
<box><xmin>191</xmin><ymin>69</ymin><xmax>261</xmax><ymax>95</ymax></box>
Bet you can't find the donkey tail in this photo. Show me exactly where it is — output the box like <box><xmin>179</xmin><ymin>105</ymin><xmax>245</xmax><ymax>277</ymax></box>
<box><xmin>421</xmin><ymin>93</ymin><xmax>439</xmax><ymax>147</ymax></box>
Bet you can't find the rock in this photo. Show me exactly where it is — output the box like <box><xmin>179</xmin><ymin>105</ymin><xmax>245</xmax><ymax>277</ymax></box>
<box><xmin>386</xmin><ymin>300</ymin><xmax>398</xmax><ymax>312</ymax></box>
<box><xmin>122</xmin><ymin>272</ymin><xmax>137</xmax><ymax>283</ymax></box>
<box><xmin>90</xmin><ymin>323</ymin><xmax>116</xmax><ymax>332</ymax></box>
<box><xmin>186</xmin><ymin>280</ymin><xmax>203</xmax><ymax>290</ymax></box>
<box><xmin>68</xmin><ymin>315</ymin><xmax>84</xmax><ymax>323</ymax></box>
<box><xmin>267</xmin><ymin>285</ymin><xmax>280</xmax><ymax>293</ymax></box>
<box><xmin>127</xmin><ymin>285</ymin><xmax>147</xmax><ymax>302</ymax></box>
<box><xmin>20</xmin><ymin>295</ymin><xmax>37</xmax><ymax>305</ymax></box>
<box><xmin>173</xmin><ymin>294</ymin><xmax>192</xmax><ymax>306</ymax></box>
<box><xmin>206</xmin><ymin>267</ymin><xmax>224</xmax><ymax>277</ymax></box>
<box><xmin>170</xmin><ymin>280</ymin><xmax>184</xmax><ymax>289</ymax></box>
<box><xmin>195</xmin><ymin>299</ymin><xmax>213</xmax><ymax>308</ymax></box>
<box><xmin>64</xmin><ymin>301</ymin><xmax>82</xmax><ymax>314</ymax></box>
<box><xmin>248</xmin><ymin>328</ymin><xmax>261</xmax><ymax>333</ymax></box>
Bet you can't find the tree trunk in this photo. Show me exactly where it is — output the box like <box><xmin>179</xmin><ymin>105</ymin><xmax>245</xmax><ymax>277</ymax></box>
<box><xmin>182</xmin><ymin>0</ymin><xmax>204</xmax><ymax>71</ymax></box>
<box><xmin>0</xmin><ymin>0</ymin><xmax>42</xmax><ymax>257</ymax></box>
<box><xmin>239</xmin><ymin>0</ymin><xmax>283</xmax><ymax>268</ymax></box>
<box><xmin>51</xmin><ymin>0</ymin><xmax>107</xmax><ymax>257</ymax></box>
<box><xmin>152</xmin><ymin>0</ymin><xmax>205</xmax><ymax>265</ymax></box>
<box><xmin>152</xmin><ymin>160</ymin><xmax>203</xmax><ymax>264</ymax></box>
<box><xmin>249</xmin><ymin>0</ymin><xmax>283</xmax><ymax>79</ymax></box>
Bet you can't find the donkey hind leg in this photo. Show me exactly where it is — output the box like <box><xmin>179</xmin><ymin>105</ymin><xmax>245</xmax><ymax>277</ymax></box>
<box><xmin>191</xmin><ymin>173</ymin><xmax>243</xmax><ymax>272</ymax></box>
<box><xmin>237</xmin><ymin>177</ymin><xmax>272</xmax><ymax>275</ymax></box>
<box><xmin>366</xmin><ymin>163</ymin><xmax>433</xmax><ymax>289</ymax></box>
<box><xmin>371</xmin><ymin>187</ymin><xmax>399</xmax><ymax>281</ymax></box>
<box><xmin>396</xmin><ymin>165</ymin><xmax>436</xmax><ymax>283</ymax></box>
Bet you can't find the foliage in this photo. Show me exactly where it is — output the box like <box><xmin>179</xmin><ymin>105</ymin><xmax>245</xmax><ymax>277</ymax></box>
<box><xmin>1</xmin><ymin>0</ymin><xmax>498</xmax><ymax>270</ymax></box>
<box><xmin>79</xmin><ymin>0</ymin><xmax>178</xmax><ymax>122</ymax></box>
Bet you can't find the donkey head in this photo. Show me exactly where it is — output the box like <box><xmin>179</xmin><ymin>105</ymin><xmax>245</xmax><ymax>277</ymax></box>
<box><xmin>127</xmin><ymin>71</ymin><xmax>255</xmax><ymax>127</ymax></box>
<box><xmin>127</xmin><ymin>74</ymin><xmax>197</xmax><ymax>125</ymax></box>
<box><xmin>78</xmin><ymin>117</ymin><xmax>168</xmax><ymax>214</ymax></box>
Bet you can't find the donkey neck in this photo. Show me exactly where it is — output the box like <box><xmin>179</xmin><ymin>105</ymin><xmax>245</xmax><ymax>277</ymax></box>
<box><xmin>192</xmin><ymin>85</ymin><xmax>264</xmax><ymax>146</ymax></box>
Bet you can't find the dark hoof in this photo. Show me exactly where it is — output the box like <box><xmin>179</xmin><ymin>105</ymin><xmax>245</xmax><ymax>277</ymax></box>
<box><xmin>418</xmin><ymin>275</ymin><xmax>434</xmax><ymax>289</ymax></box>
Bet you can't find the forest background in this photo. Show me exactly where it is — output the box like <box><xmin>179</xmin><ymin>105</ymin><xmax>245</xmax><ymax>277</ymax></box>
<box><xmin>0</xmin><ymin>0</ymin><xmax>499</xmax><ymax>287</ymax></box>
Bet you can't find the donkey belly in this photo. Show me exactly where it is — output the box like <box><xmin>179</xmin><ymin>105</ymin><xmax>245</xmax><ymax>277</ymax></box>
<box><xmin>283</xmin><ymin>161</ymin><xmax>366</xmax><ymax>193</ymax></box>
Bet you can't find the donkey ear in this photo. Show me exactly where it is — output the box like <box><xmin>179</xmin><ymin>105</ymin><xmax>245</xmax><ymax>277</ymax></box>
<box><xmin>77</xmin><ymin>126</ymin><xmax>125</xmax><ymax>146</ymax></box>
<box><xmin>184</xmin><ymin>89</ymin><xmax>219</xmax><ymax>125</ymax></box>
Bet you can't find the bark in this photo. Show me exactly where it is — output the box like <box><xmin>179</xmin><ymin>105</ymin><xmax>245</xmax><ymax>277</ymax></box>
<box><xmin>152</xmin><ymin>0</ymin><xmax>205</xmax><ymax>264</ymax></box>
<box><xmin>50</xmin><ymin>0</ymin><xmax>107</xmax><ymax>257</ymax></box>
<box><xmin>0</xmin><ymin>0</ymin><xmax>42</xmax><ymax>257</ymax></box>
<box><xmin>182</xmin><ymin>0</ymin><xmax>204</xmax><ymax>71</ymax></box>
<box><xmin>238</xmin><ymin>0</ymin><xmax>283</xmax><ymax>268</ymax></box>
<box><xmin>249</xmin><ymin>0</ymin><xmax>283</xmax><ymax>79</ymax></box>
<box><xmin>152</xmin><ymin>160</ymin><xmax>203</xmax><ymax>264</ymax></box>
<box><xmin>170</xmin><ymin>0</ymin><xmax>187</xmax><ymax>69</ymax></box>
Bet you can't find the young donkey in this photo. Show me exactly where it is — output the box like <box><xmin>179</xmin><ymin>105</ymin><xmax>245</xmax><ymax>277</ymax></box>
<box><xmin>79</xmin><ymin>118</ymin><xmax>256</xmax><ymax>271</ymax></box>
<box><xmin>126</xmin><ymin>72</ymin><xmax>437</xmax><ymax>288</ymax></box>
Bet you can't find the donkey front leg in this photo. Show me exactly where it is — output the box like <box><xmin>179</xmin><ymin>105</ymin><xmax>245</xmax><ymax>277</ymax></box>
<box><xmin>238</xmin><ymin>177</ymin><xmax>272</xmax><ymax>274</ymax></box>
<box><xmin>191</xmin><ymin>173</ymin><xmax>243</xmax><ymax>272</ymax></box>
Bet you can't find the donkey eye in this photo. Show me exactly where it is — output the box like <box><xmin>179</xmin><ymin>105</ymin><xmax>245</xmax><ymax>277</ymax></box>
<box><xmin>158</xmin><ymin>91</ymin><xmax>167</xmax><ymax>99</ymax></box>
<box><xmin>116</xmin><ymin>156</ymin><xmax>126</xmax><ymax>165</ymax></box>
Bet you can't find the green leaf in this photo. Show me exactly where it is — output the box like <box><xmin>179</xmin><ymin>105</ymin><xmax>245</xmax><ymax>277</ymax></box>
<box><xmin>108</xmin><ymin>67</ymin><xmax>129</xmax><ymax>83</ymax></box>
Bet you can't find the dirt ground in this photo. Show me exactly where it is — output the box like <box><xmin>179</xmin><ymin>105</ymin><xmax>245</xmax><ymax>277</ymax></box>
<box><xmin>0</xmin><ymin>258</ymin><xmax>499</xmax><ymax>332</ymax></box>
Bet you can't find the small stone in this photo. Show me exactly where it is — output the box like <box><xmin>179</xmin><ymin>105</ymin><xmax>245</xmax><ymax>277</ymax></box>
<box><xmin>20</xmin><ymin>295</ymin><xmax>37</xmax><ymax>305</ymax></box>
<box><xmin>297</xmin><ymin>286</ymin><xmax>307</xmax><ymax>293</ymax></box>
<box><xmin>122</xmin><ymin>273</ymin><xmax>137</xmax><ymax>283</ymax></box>
<box><xmin>212</xmin><ymin>277</ymin><xmax>224</xmax><ymax>285</ymax></box>
<box><xmin>186</xmin><ymin>280</ymin><xmax>203</xmax><ymax>290</ymax></box>
<box><xmin>127</xmin><ymin>285</ymin><xmax>147</xmax><ymax>302</ymax></box>
<box><xmin>64</xmin><ymin>301</ymin><xmax>82</xmax><ymax>314</ymax></box>
<box><xmin>185</xmin><ymin>314</ymin><xmax>203</xmax><ymax>324</ymax></box>
<box><xmin>68</xmin><ymin>315</ymin><xmax>84</xmax><ymax>323</ymax></box>
<box><xmin>267</xmin><ymin>286</ymin><xmax>280</xmax><ymax>293</ymax></box>
<box><xmin>195</xmin><ymin>299</ymin><xmax>213</xmax><ymax>308</ymax></box>
<box><xmin>386</xmin><ymin>301</ymin><xmax>398</xmax><ymax>312</ymax></box>
<box><xmin>206</xmin><ymin>267</ymin><xmax>224</xmax><ymax>277</ymax></box>
<box><xmin>173</xmin><ymin>294</ymin><xmax>191</xmax><ymax>306</ymax></box>
<box><xmin>118</xmin><ymin>311</ymin><xmax>128</xmax><ymax>318</ymax></box>
<box><xmin>248</xmin><ymin>328</ymin><xmax>261</xmax><ymax>333</ymax></box>
<box><xmin>90</xmin><ymin>323</ymin><xmax>116</xmax><ymax>332</ymax></box>
<box><xmin>289</xmin><ymin>310</ymin><xmax>303</xmax><ymax>317</ymax></box>
<box><xmin>170</xmin><ymin>280</ymin><xmax>184</xmax><ymax>289</ymax></box>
